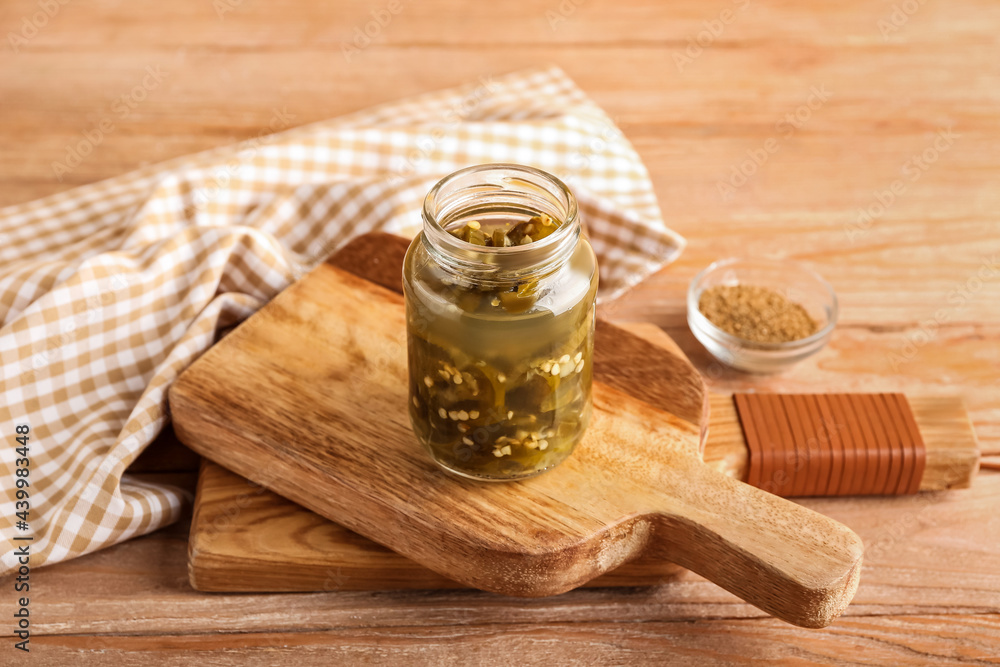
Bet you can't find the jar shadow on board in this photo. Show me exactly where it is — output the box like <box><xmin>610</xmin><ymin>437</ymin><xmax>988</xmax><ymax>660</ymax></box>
<box><xmin>403</xmin><ymin>164</ymin><xmax>599</xmax><ymax>481</ymax></box>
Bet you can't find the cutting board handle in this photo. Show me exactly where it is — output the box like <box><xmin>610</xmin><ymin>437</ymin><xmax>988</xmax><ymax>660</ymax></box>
<box><xmin>649</xmin><ymin>457</ymin><xmax>864</xmax><ymax>628</ymax></box>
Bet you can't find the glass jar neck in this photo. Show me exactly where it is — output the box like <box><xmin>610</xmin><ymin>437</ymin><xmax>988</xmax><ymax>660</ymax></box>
<box><xmin>421</xmin><ymin>164</ymin><xmax>580</xmax><ymax>287</ymax></box>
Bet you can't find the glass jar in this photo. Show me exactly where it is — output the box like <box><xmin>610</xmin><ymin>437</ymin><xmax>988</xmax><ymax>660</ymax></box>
<box><xmin>403</xmin><ymin>164</ymin><xmax>598</xmax><ymax>481</ymax></box>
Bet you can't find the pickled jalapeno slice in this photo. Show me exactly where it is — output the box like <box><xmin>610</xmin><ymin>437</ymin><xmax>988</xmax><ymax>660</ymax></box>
<box><xmin>408</xmin><ymin>331</ymin><xmax>592</xmax><ymax>477</ymax></box>
<box><xmin>408</xmin><ymin>208</ymin><xmax>597</xmax><ymax>480</ymax></box>
<box><xmin>441</xmin><ymin>216</ymin><xmax>563</xmax><ymax>315</ymax></box>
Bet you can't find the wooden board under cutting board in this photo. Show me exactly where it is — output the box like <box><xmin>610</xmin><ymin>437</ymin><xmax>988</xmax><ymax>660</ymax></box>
<box><xmin>171</xmin><ymin>232</ymin><xmax>870</xmax><ymax>628</ymax></box>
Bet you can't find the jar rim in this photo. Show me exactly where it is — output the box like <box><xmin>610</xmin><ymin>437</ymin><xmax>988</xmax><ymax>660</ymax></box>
<box><xmin>420</xmin><ymin>163</ymin><xmax>580</xmax><ymax>281</ymax></box>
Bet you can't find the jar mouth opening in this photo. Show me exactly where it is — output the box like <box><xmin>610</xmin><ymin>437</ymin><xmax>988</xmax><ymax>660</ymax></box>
<box><xmin>421</xmin><ymin>163</ymin><xmax>580</xmax><ymax>265</ymax></box>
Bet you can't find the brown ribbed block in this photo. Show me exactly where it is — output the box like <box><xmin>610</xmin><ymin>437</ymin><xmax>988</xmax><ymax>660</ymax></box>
<box><xmin>859</xmin><ymin>395</ymin><xmax>892</xmax><ymax>495</ymax></box>
<box><xmin>734</xmin><ymin>393</ymin><xmax>927</xmax><ymax>497</ymax></box>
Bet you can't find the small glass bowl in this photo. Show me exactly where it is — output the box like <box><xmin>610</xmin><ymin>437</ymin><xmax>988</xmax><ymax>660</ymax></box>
<box><xmin>687</xmin><ymin>258</ymin><xmax>838</xmax><ymax>374</ymax></box>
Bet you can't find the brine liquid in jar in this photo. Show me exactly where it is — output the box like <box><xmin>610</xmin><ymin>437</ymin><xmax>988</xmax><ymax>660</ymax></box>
<box><xmin>403</xmin><ymin>164</ymin><xmax>598</xmax><ymax>481</ymax></box>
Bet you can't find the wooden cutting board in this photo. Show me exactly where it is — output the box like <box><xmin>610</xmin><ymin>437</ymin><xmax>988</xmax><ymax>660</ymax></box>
<box><xmin>170</xmin><ymin>232</ymin><xmax>867</xmax><ymax>628</ymax></box>
<box><xmin>185</xmin><ymin>318</ymin><xmax>721</xmax><ymax>594</ymax></box>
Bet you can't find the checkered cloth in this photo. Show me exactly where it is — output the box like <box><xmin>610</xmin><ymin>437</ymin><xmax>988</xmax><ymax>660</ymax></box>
<box><xmin>0</xmin><ymin>66</ymin><xmax>685</xmax><ymax>574</ymax></box>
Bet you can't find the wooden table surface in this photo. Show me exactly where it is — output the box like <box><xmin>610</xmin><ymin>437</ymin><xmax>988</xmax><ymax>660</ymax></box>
<box><xmin>3</xmin><ymin>0</ymin><xmax>998</xmax><ymax>664</ymax></box>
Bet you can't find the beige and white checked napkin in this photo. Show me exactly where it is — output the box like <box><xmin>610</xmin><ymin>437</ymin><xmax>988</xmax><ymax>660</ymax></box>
<box><xmin>0</xmin><ymin>66</ymin><xmax>685</xmax><ymax>575</ymax></box>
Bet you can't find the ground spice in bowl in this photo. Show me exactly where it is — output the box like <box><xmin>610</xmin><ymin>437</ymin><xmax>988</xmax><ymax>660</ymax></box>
<box><xmin>697</xmin><ymin>285</ymin><xmax>818</xmax><ymax>344</ymax></box>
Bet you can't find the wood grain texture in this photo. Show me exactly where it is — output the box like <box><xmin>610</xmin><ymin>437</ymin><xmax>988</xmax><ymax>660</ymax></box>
<box><xmin>170</xmin><ymin>252</ymin><xmax>863</xmax><ymax>627</ymax></box>
<box><xmin>24</xmin><ymin>615</ymin><xmax>1000</xmax><ymax>666</ymax></box>
<box><xmin>5</xmin><ymin>0</ymin><xmax>999</xmax><ymax>659</ymax></box>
